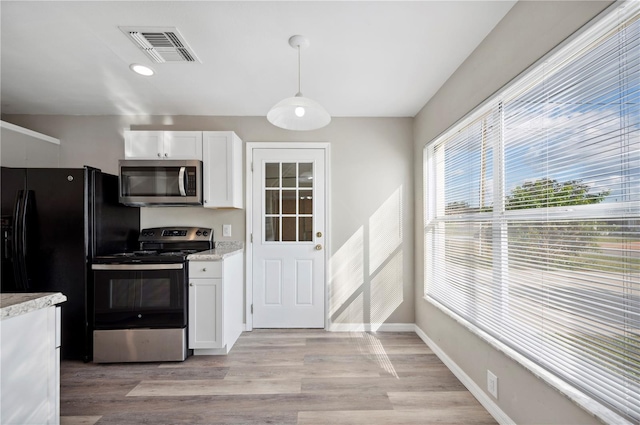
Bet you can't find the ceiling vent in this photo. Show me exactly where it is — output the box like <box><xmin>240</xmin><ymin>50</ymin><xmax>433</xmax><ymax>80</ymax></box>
<box><xmin>120</xmin><ymin>27</ymin><xmax>201</xmax><ymax>63</ymax></box>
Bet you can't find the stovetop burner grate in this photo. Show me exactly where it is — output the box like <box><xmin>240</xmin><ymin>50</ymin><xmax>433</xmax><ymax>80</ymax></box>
<box><xmin>94</xmin><ymin>226</ymin><xmax>213</xmax><ymax>264</ymax></box>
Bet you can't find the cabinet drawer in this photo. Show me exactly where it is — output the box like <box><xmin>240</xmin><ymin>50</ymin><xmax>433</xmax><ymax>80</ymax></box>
<box><xmin>188</xmin><ymin>261</ymin><xmax>222</xmax><ymax>278</ymax></box>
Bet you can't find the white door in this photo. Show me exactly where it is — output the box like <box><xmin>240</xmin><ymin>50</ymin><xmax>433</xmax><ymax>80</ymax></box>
<box><xmin>252</xmin><ymin>148</ymin><xmax>326</xmax><ymax>328</ymax></box>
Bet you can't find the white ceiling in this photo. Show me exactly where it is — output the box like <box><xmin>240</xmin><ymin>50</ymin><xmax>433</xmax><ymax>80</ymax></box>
<box><xmin>0</xmin><ymin>1</ymin><xmax>515</xmax><ymax>118</ymax></box>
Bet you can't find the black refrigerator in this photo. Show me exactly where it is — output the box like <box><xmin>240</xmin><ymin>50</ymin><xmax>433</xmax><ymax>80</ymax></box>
<box><xmin>1</xmin><ymin>166</ymin><xmax>140</xmax><ymax>361</ymax></box>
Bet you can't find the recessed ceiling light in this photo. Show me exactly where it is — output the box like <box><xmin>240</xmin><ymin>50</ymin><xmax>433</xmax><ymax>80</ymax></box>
<box><xmin>129</xmin><ymin>63</ymin><xmax>154</xmax><ymax>76</ymax></box>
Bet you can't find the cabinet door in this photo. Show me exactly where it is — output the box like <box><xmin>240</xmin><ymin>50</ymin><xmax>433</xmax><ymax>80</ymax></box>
<box><xmin>124</xmin><ymin>131</ymin><xmax>164</xmax><ymax>159</ymax></box>
<box><xmin>164</xmin><ymin>131</ymin><xmax>203</xmax><ymax>160</ymax></box>
<box><xmin>0</xmin><ymin>306</ymin><xmax>59</xmax><ymax>424</ymax></box>
<box><xmin>188</xmin><ymin>279</ymin><xmax>223</xmax><ymax>349</ymax></box>
<box><xmin>202</xmin><ymin>131</ymin><xmax>243</xmax><ymax>208</ymax></box>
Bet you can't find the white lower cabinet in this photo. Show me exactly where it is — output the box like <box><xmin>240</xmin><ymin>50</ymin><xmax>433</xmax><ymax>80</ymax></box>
<box><xmin>189</xmin><ymin>277</ymin><xmax>223</xmax><ymax>349</ymax></box>
<box><xmin>1</xmin><ymin>305</ymin><xmax>61</xmax><ymax>424</ymax></box>
<box><xmin>188</xmin><ymin>254</ymin><xmax>243</xmax><ymax>354</ymax></box>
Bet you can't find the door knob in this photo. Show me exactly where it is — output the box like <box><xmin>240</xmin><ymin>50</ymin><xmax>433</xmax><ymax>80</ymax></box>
<box><xmin>315</xmin><ymin>244</ymin><xmax>323</xmax><ymax>251</ymax></box>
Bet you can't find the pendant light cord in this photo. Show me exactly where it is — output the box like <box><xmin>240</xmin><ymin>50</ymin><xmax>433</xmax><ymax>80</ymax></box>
<box><xmin>297</xmin><ymin>45</ymin><xmax>302</xmax><ymax>95</ymax></box>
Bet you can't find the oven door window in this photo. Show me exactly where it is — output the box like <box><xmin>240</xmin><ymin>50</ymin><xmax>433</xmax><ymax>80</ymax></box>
<box><xmin>94</xmin><ymin>269</ymin><xmax>187</xmax><ymax>329</ymax></box>
<box><xmin>110</xmin><ymin>277</ymin><xmax>172</xmax><ymax>309</ymax></box>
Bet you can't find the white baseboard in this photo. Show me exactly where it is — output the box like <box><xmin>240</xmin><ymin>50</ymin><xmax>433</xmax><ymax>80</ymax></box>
<box><xmin>413</xmin><ymin>325</ymin><xmax>515</xmax><ymax>425</ymax></box>
<box><xmin>328</xmin><ymin>323</ymin><xmax>415</xmax><ymax>332</ymax></box>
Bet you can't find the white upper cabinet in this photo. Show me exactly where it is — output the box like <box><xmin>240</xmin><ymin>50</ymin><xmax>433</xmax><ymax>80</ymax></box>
<box><xmin>164</xmin><ymin>132</ymin><xmax>203</xmax><ymax>159</ymax></box>
<box><xmin>124</xmin><ymin>131</ymin><xmax>203</xmax><ymax>160</ymax></box>
<box><xmin>202</xmin><ymin>131</ymin><xmax>243</xmax><ymax>209</ymax></box>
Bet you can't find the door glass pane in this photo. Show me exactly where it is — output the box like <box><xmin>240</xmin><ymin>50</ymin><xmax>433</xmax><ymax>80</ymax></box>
<box><xmin>263</xmin><ymin>160</ymin><xmax>315</xmax><ymax>243</ymax></box>
<box><xmin>282</xmin><ymin>163</ymin><xmax>297</xmax><ymax>187</ymax></box>
<box><xmin>299</xmin><ymin>217</ymin><xmax>313</xmax><ymax>241</ymax></box>
<box><xmin>282</xmin><ymin>190</ymin><xmax>297</xmax><ymax>214</ymax></box>
<box><xmin>265</xmin><ymin>163</ymin><xmax>280</xmax><ymax>187</ymax></box>
<box><xmin>282</xmin><ymin>217</ymin><xmax>297</xmax><ymax>241</ymax></box>
<box><xmin>299</xmin><ymin>190</ymin><xmax>313</xmax><ymax>214</ymax></box>
<box><xmin>299</xmin><ymin>163</ymin><xmax>313</xmax><ymax>187</ymax></box>
<box><xmin>265</xmin><ymin>217</ymin><xmax>280</xmax><ymax>241</ymax></box>
<box><xmin>265</xmin><ymin>189</ymin><xmax>280</xmax><ymax>214</ymax></box>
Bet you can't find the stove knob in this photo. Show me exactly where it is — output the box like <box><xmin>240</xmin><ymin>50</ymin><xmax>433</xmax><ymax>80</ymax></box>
<box><xmin>196</xmin><ymin>231</ymin><xmax>202</xmax><ymax>236</ymax></box>
<box><xmin>138</xmin><ymin>314</ymin><xmax>142</xmax><ymax>318</ymax></box>
<box><xmin>203</xmin><ymin>231</ymin><xmax>209</xmax><ymax>236</ymax></box>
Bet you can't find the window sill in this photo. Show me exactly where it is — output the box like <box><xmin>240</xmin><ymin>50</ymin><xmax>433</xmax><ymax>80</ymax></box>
<box><xmin>422</xmin><ymin>295</ymin><xmax>633</xmax><ymax>425</ymax></box>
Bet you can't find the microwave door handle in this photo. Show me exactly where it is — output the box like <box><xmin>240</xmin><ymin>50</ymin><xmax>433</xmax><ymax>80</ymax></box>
<box><xmin>178</xmin><ymin>167</ymin><xmax>187</xmax><ymax>196</ymax></box>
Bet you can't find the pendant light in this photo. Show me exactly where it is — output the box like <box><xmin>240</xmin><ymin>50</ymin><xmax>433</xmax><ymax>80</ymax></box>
<box><xmin>267</xmin><ymin>35</ymin><xmax>331</xmax><ymax>131</ymax></box>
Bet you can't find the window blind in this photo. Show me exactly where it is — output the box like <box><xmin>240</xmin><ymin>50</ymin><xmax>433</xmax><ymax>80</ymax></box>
<box><xmin>424</xmin><ymin>3</ymin><xmax>639</xmax><ymax>423</ymax></box>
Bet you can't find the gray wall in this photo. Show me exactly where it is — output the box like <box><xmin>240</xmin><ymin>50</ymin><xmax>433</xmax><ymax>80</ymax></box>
<box><xmin>413</xmin><ymin>1</ymin><xmax>613</xmax><ymax>424</ymax></box>
<box><xmin>0</xmin><ymin>124</ymin><xmax>60</xmax><ymax>168</ymax></box>
<box><xmin>2</xmin><ymin>114</ymin><xmax>415</xmax><ymax>326</ymax></box>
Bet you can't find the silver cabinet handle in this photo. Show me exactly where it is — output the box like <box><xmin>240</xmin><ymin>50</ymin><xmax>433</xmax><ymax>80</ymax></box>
<box><xmin>157</xmin><ymin>153</ymin><xmax>161</xmax><ymax>157</ymax></box>
<box><xmin>315</xmin><ymin>244</ymin><xmax>322</xmax><ymax>251</ymax></box>
<box><xmin>190</xmin><ymin>282</ymin><xmax>194</xmax><ymax>286</ymax></box>
<box><xmin>164</xmin><ymin>152</ymin><xmax>168</xmax><ymax>157</ymax></box>
<box><xmin>202</xmin><ymin>268</ymin><xmax>207</xmax><ymax>272</ymax></box>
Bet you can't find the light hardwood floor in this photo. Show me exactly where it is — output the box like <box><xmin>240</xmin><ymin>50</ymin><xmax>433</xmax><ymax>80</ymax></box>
<box><xmin>60</xmin><ymin>330</ymin><xmax>497</xmax><ymax>425</ymax></box>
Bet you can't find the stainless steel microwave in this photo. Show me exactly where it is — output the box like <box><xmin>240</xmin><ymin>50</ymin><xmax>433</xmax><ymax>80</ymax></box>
<box><xmin>118</xmin><ymin>160</ymin><xmax>202</xmax><ymax>206</ymax></box>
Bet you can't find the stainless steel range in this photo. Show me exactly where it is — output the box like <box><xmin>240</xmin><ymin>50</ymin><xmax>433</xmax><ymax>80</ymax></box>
<box><xmin>91</xmin><ymin>227</ymin><xmax>213</xmax><ymax>363</ymax></box>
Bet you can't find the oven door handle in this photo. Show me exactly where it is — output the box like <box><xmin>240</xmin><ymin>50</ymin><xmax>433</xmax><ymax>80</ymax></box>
<box><xmin>178</xmin><ymin>167</ymin><xmax>187</xmax><ymax>197</ymax></box>
<box><xmin>92</xmin><ymin>263</ymin><xmax>184</xmax><ymax>270</ymax></box>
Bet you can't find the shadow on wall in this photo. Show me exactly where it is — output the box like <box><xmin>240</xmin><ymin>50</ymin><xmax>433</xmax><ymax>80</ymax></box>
<box><xmin>329</xmin><ymin>186</ymin><xmax>404</xmax><ymax>330</ymax></box>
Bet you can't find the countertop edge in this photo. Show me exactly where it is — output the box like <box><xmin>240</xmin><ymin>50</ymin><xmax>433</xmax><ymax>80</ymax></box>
<box><xmin>187</xmin><ymin>247</ymin><xmax>244</xmax><ymax>261</ymax></box>
<box><xmin>1</xmin><ymin>292</ymin><xmax>67</xmax><ymax>320</ymax></box>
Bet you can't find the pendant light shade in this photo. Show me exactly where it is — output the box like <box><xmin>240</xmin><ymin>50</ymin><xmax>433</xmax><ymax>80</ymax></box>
<box><xmin>268</xmin><ymin>35</ymin><xmax>331</xmax><ymax>131</ymax></box>
<box><xmin>267</xmin><ymin>93</ymin><xmax>331</xmax><ymax>131</ymax></box>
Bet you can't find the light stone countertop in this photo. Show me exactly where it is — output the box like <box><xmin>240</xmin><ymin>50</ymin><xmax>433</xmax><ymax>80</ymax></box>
<box><xmin>0</xmin><ymin>292</ymin><xmax>67</xmax><ymax>320</ymax></box>
<box><xmin>187</xmin><ymin>241</ymin><xmax>244</xmax><ymax>261</ymax></box>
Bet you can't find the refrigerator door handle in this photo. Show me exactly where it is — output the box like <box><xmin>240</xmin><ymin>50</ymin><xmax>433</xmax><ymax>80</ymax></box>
<box><xmin>178</xmin><ymin>167</ymin><xmax>187</xmax><ymax>197</ymax></box>
<box><xmin>21</xmin><ymin>190</ymin><xmax>33</xmax><ymax>260</ymax></box>
<box><xmin>12</xmin><ymin>190</ymin><xmax>27</xmax><ymax>290</ymax></box>
<box><xmin>3</xmin><ymin>228</ymin><xmax>9</xmax><ymax>260</ymax></box>
<box><xmin>6</xmin><ymin>192</ymin><xmax>20</xmax><ymax>261</ymax></box>
<box><xmin>11</xmin><ymin>190</ymin><xmax>23</xmax><ymax>261</ymax></box>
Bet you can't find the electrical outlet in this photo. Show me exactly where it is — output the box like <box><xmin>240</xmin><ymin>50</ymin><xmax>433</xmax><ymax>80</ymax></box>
<box><xmin>487</xmin><ymin>370</ymin><xmax>498</xmax><ymax>399</ymax></box>
<box><xmin>222</xmin><ymin>224</ymin><xmax>232</xmax><ymax>237</ymax></box>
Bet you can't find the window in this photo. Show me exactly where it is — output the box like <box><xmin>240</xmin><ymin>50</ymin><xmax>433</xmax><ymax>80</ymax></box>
<box><xmin>424</xmin><ymin>3</ymin><xmax>639</xmax><ymax>422</ymax></box>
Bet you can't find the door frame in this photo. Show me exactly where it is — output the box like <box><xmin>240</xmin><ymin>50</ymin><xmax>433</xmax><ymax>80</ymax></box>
<box><xmin>245</xmin><ymin>142</ymin><xmax>331</xmax><ymax>331</ymax></box>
